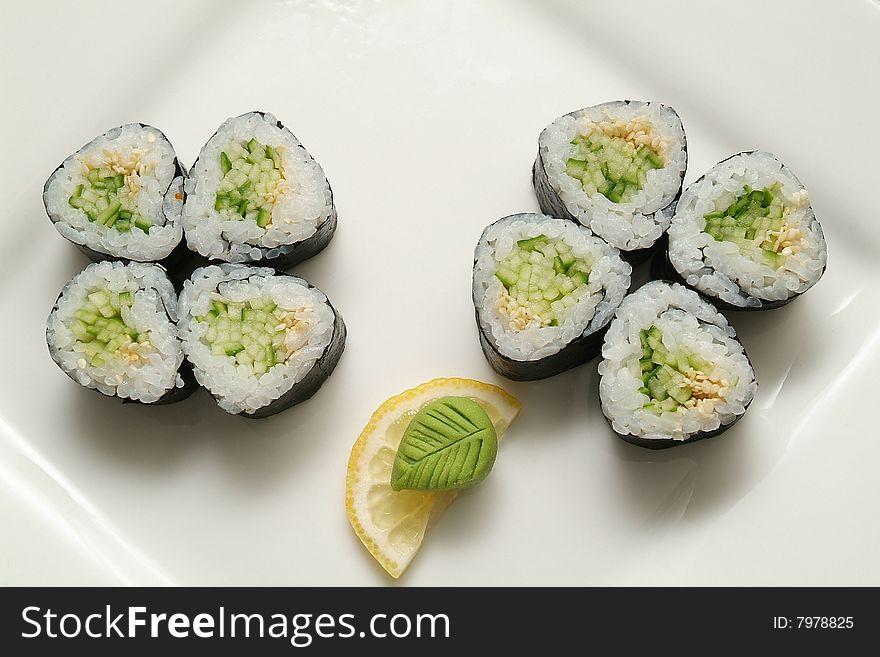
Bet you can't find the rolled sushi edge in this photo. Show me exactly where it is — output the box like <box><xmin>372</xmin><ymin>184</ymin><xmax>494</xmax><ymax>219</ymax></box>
<box><xmin>598</xmin><ymin>280</ymin><xmax>757</xmax><ymax>447</ymax></box>
<box><xmin>43</xmin><ymin>123</ymin><xmax>188</xmax><ymax>264</ymax></box>
<box><xmin>46</xmin><ymin>261</ymin><xmax>194</xmax><ymax>405</ymax></box>
<box><xmin>179</xmin><ymin>264</ymin><xmax>345</xmax><ymax>417</ymax></box>
<box><xmin>472</xmin><ymin>213</ymin><xmax>631</xmax><ymax>380</ymax></box>
<box><xmin>532</xmin><ymin>100</ymin><xmax>688</xmax><ymax>261</ymax></box>
<box><xmin>182</xmin><ymin>110</ymin><xmax>337</xmax><ymax>267</ymax></box>
<box><xmin>664</xmin><ymin>150</ymin><xmax>828</xmax><ymax>310</ymax></box>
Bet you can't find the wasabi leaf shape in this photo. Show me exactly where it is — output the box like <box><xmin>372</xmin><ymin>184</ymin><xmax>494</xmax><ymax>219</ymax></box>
<box><xmin>391</xmin><ymin>396</ymin><xmax>498</xmax><ymax>491</ymax></box>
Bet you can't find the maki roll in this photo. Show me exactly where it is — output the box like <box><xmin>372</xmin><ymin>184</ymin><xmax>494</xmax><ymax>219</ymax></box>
<box><xmin>43</xmin><ymin>124</ymin><xmax>187</xmax><ymax>267</ymax></box>
<box><xmin>598</xmin><ymin>281</ymin><xmax>757</xmax><ymax>449</ymax></box>
<box><xmin>533</xmin><ymin>100</ymin><xmax>687</xmax><ymax>264</ymax></box>
<box><xmin>178</xmin><ymin>264</ymin><xmax>345</xmax><ymax>418</ymax></box>
<box><xmin>182</xmin><ymin>111</ymin><xmax>337</xmax><ymax>269</ymax></box>
<box><xmin>472</xmin><ymin>213</ymin><xmax>631</xmax><ymax>380</ymax></box>
<box><xmin>655</xmin><ymin>151</ymin><xmax>827</xmax><ymax>310</ymax></box>
<box><xmin>46</xmin><ymin>261</ymin><xmax>195</xmax><ymax>404</ymax></box>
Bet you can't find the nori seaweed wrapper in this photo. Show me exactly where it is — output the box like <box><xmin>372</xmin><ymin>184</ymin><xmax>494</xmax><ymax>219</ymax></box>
<box><xmin>475</xmin><ymin>312</ymin><xmax>610</xmax><ymax>381</ymax></box>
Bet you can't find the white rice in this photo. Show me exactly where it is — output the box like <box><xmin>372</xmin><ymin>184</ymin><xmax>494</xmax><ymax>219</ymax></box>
<box><xmin>538</xmin><ymin>101</ymin><xmax>687</xmax><ymax>251</ymax></box>
<box><xmin>43</xmin><ymin>124</ymin><xmax>183</xmax><ymax>261</ymax></box>
<box><xmin>668</xmin><ymin>151</ymin><xmax>827</xmax><ymax>308</ymax></box>
<box><xmin>598</xmin><ymin>281</ymin><xmax>756</xmax><ymax>442</ymax></box>
<box><xmin>178</xmin><ymin>264</ymin><xmax>335</xmax><ymax>414</ymax></box>
<box><xmin>473</xmin><ymin>213</ymin><xmax>631</xmax><ymax>361</ymax></box>
<box><xmin>47</xmin><ymin>262</ymin><xmax>184</xmax><ymax>403</ymax></box>
<box><xmin>182</xmin><ymin>112</ymin><xmax>334</xmax><ymax>263</ymax></box>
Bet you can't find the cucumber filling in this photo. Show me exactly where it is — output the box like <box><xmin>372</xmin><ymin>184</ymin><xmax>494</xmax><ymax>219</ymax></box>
<box><xmin>565</xmin><ymin>116</ymin><xmax>664</xmax><ymax>204</ymax></box>
<box><xmin>702</xmin><ymin>183</ymin><xmax>806</xmax><ymax>269</ymax></box>
<box><xmin>637</xmin><ymin>325</ymin><xmax>730</xmax><ymax>415</ymax></box>
<box><xmin>197</xmin><ymin>295</ymin><xmax>311</xmax><ymax>377</ymax></box>
<box><xmin>214</xmin><ymin>138</ymin><xmax>286</xmax><ymax>228</ymax></box>
<box><xmin>68</xmin><ymin>289</ymin><xmax>152</xmax><ymax>368</ymax></box>
<box><xmin>494</xmin><ymin>234</ymin><xmax>592</xmax><ymax>329</ymax></box>
<box><xmin>68</xmin><ymin>153</ymin><xmax>154</xmax><ymax>233</ymax></box>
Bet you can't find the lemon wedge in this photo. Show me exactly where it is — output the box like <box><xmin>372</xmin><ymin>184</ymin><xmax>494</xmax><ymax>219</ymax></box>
<box><xmin>345</xmin><ymin>377</ymin><xmax>521</xmax><ymax>578</ymax></box>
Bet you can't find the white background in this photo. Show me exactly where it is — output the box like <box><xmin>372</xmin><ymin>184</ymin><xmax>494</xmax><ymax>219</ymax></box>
<box><xmin>1</xmin><ymin>0</ymin><xmax>879</xmax><ymax>585</ymax></box>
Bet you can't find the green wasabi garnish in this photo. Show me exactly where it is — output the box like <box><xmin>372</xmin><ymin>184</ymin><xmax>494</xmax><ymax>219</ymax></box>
<box><xmin>391</xmin><ymin>397</ymin><xmax>497</xmax><ymax>491</ymax></box>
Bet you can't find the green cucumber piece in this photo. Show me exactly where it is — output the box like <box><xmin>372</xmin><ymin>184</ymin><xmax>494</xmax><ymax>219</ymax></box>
<box><xmin>495</xmin><ymin>269</ymin><xmax>517</xmax><ymax>290</ymax></box>
<box><xmin>133</xmin><ymin>216</ymin><xmax>152</xmax><ymax>231</ymax></box>
<box><xmin>644</xmin><ymin>150</ymin><xmax>663</xmax><ymax>169</ymax></box>
<box><xmin>729</xmin><ymin>195</ymin><xmax>750</xmax><ymax>218</ymax></box>
<box><xmin>639</xmin><ymin>329</ymin><xmax>650</xmax><ymax>353</ymax></box>
<box><xmin>566</xmin><ymin>158</ymin><xmax>589</xmax><ymax>180</ymax></box>
<box><xmin>647</xmin><ymin>376</ymin><xmax>668</xmax><ymax>401</ymax></box>
<box><xmin>668</xmin><ymin>383</ymin><xmax>693</xmax><ymax>405</ymax></box>
<box><xmin>569</xmin><ymin>271</ymin><xmax>588</xmax><ymax>286</ymax></box>
<box><xmin>256</xmin><ymin>209</ymin><xmax>271</xmax><ymax>228</ymax></box>
<box><xmin>96</xmin><ymin>200</ymin><xmax>122</xmax><ymax>225</ymax></box>
<box><xmin>517</xmin><ymin>235</ymin><xmax>549</xmax><ymax>252</ymax></box>
<box><xmin>68</xmin><ymin>196</ymin><xmax>87</xmax><ymax>210</ymax></box>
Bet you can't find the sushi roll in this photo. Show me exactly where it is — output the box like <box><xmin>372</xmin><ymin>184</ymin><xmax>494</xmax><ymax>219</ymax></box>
<box><xmin>655</xmin><ymin>151</ymin><xmax>827</xmax><ymax>310</ymax></box>
<box><xmin>46</xmin><ymin>261</ymin><xmax>196</xmax><ymax>404</ymax></box>
<box><xmin>43</xmin><ymin>124</ymin><xmax>188</xmax><ymax>267</ymax></box>
<box><xmin>533</xmin><ymin>100</ymin><xmax>687</xmax><ymax>264</ymax></box>
<box><xmin>178</xmin><ymin>264</ymin><xmax>345</xmax><ymax>418</ymax></box>
<box><xmin>472</xmin><ymin>213</ymin><xmax>631</xmax><ymax>380</ymax></box>
<box><xmin>598</xmin><ymin>281</ymin><xmax>757</xmax><ymax>449</ymax></box>
<box><xmin>182</xmin><ymin>111</ymin><xmax>337</xmax><ymax>269</ymax></box>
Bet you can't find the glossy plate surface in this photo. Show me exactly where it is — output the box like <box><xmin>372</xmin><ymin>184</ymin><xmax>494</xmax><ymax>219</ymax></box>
<box><xmin>1</xmin><ymin>0</ymin><xmax>878</xmax><ymax>585</ymax></box>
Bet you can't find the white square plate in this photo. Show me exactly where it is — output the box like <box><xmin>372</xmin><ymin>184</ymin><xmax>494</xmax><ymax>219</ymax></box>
<box><xmin>2</xmin><ymin>0</ymin><xmax>878</xmax><ymax>585</ymax></box>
